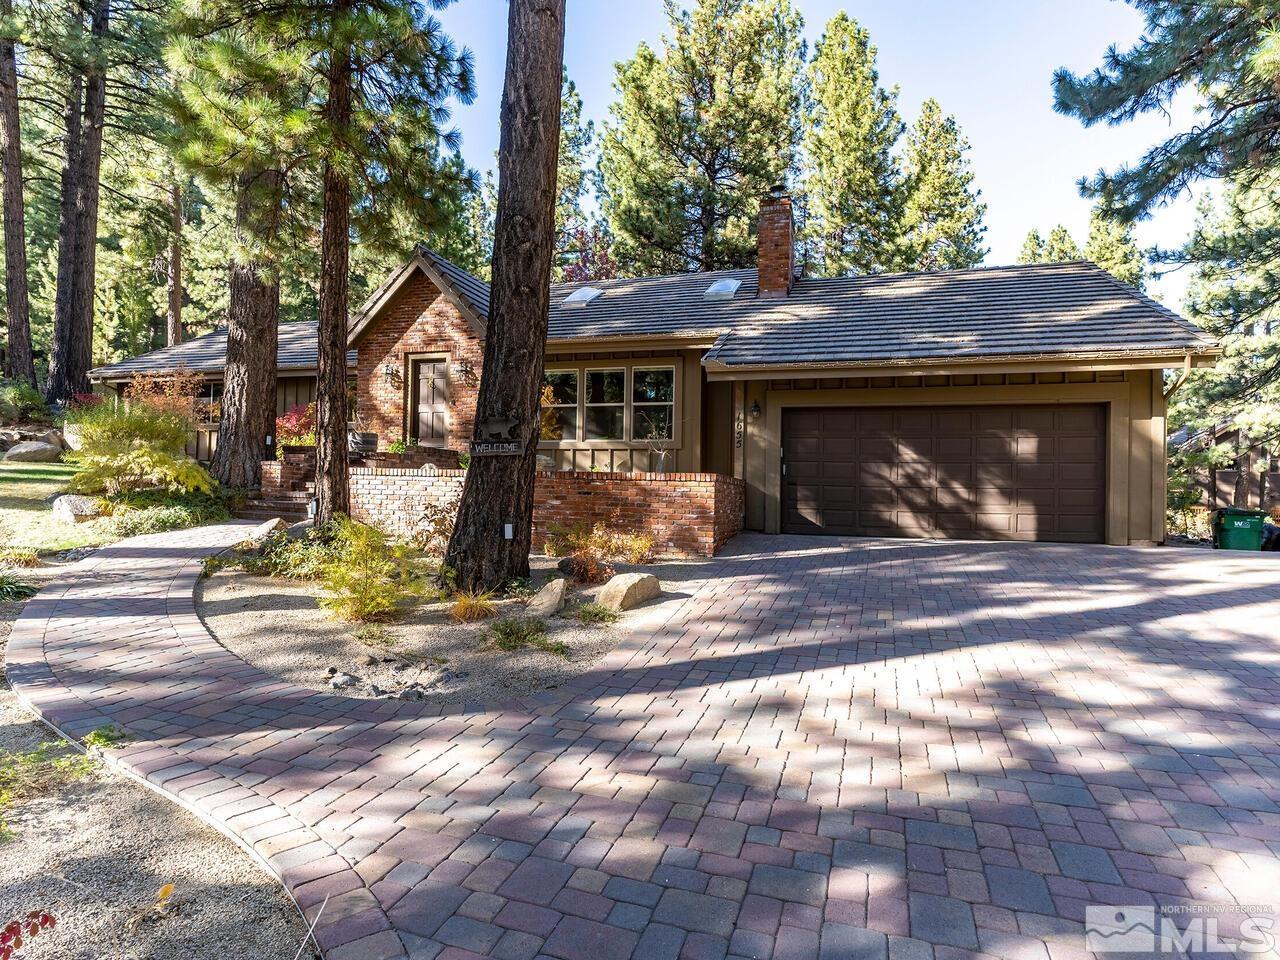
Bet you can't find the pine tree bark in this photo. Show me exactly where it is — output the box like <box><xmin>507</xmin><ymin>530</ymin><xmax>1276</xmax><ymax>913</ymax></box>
<box><xmin>1234</xmin><ymin>426</ymin><xmax>1251</xmax><ymax>508</ymax></box>
<box><xmin>0</xmin><ymin>0</ymin><xmax>34</xmax><ymax>386</ymax></box>
<box><xmin>45</xmin><ymin>57</ymin><xmax>83</xmax><ymax>401</ymax></box>
<box><xmin>166</xmin><ymin>182</ymin><xmax>182</xmax><ymax>345</ymax></box>
<box><xmin>444</xmin><ymin>0</ymin><xmax>565</xmax><ymax>590</ymax></box>
<box><xmin>313</xmin><ymin>19</ymin><xmax>352</xmax><ymax>527</ymax></box>
<box><xmin>210</xmin><ymin>168</ymin><xmax>281</xmax><ymax>489</ymax></box>
<box><xmin>46</xmin><ymin>0</ymin><xmax>108</xmax><ymax>402</ymax></box>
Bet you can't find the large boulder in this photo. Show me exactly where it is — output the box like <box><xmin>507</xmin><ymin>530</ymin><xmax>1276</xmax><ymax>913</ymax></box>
<box><xmin>37</xmin><ymin>429</ymin><xmax>64</xmax><ymax>450</ymax></box>
<box><xmin>60</xmin><ymin>424</ymin><xmax>84</xmax><ymax>451</ymax></box>
<box><xmin>526</xmin><ymin>578</ymin><xmax>566</xmax><ymax>618</ymax></box>
<box><xmin>598</xmin><ymin>572</ymin><xmax>661</xmax><ymax>612</ymax></box>
<box><xmin>3</xmin><ymin>441</ymin><xmax>61</xmax><ymax>463</ymax></box>
<box><xmin>52</xmin><ymin>494</ymin><xmax>101</xmax><ymax>525</ymax></box>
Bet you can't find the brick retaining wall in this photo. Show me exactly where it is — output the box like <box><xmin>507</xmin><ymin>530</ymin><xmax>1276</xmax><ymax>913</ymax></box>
<box><xmin>342</xmin><ymin>467</ymin><xmax>744</xmax><ymax>557</ymax></box>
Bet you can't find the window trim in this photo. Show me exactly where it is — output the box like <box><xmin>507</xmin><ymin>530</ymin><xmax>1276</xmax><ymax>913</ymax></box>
<box><xmin>538</xmin><ymin>358</ymin><xmax>682</xmax><ymax>450</ymax></box>
<box><xmin>539</xmin><ymin>368</ymin><xmax>581</xmax><ymax>443</ymax></box>
<box><xmin>630</xmin><ymin>365</ymin><xmax>676</xmax><ymax>443</ymax></box>
<box><xmin>583</xmin><ymin>365</ymin><xmax>628</xmax><ymax>442</ymax></box>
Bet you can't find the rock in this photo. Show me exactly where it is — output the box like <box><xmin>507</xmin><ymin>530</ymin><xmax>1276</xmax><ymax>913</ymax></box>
<box><xmin>326</xmin><ymin>666</ymin><xmax>338</xmax><ymax>676</ymax></box>
<box><xmin>329</xmin><ymin>672</ymin><xmax>358</xmax><ymax>689</ymax></box>
<box><xmin>244</xmin><ymin>517</ymin><xmax>289</xmax><ymax>544</ymax></box>
<box><xmin>51</xmin><ymin>494</ymin><xmax>101</xmax><ymax>525</ymax></box>
<box><xmin>3</xmin><ymin>441</ymin><xmax>61</xmax><ymax>463</ymax></box>
<box><xmin>526</xmin><ymin>578</ymin><xmax>566</xmax><ymax>617</ymax></box>
<box><xmin>363</xmin><ymin>654</ymin><xmax>379</xmax><ymax>666</ymax></box>
<box><xmin>598</xmin><ymin>572</ymin><xmax>661</xmax><ymax>611</ymax></box>
<box><xmin>396</xmin><ymin>688</ymin><xmax>422</xmax><ymax>701</ymax></box>
<box><xmin>61</xmin><ymin>423</ymin><xmax>84</xmax><ymax>452</ymax></box>
<box><xmin>38</xmin><ymin>429</ymin><xmax>64</xmax><ymax>450</ymax></box>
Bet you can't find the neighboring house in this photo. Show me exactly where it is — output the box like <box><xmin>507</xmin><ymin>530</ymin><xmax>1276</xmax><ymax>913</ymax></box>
<box><xmin>91</xmin><ymin>189</ymin><xmax>1219</xmax><ymax>546</ymax></box>
<box><xmin>1170</xmin><ymin>422</ymin><xmax>1279</xmax><ymax>511</ymax></box>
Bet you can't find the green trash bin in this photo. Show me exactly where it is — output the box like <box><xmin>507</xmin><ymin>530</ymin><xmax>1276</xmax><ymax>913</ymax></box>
<box><xmin>1212</xmin><ymin>507</ymin><xmax>1267</xmax><ymax>550</ymax></box>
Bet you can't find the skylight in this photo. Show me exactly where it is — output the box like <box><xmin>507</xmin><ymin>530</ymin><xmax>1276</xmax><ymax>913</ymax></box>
<box><xmin>563</xmin><ymin>286</ymin><xmax>603</xmax><ymax>307</ymax></box>
<box><xmin>703</xmin><ymin>277</ymin><xmax>742</xmax><ymax>301</ymax></box>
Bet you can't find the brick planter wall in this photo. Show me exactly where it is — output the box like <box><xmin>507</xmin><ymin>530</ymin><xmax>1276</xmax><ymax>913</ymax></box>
<box><xmin>344</xmin><ymin>468</ymin><xmax>745</xmax><ymax>557</ymax></box>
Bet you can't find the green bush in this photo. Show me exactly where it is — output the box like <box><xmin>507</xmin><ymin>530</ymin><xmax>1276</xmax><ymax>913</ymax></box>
<box><xmin>571</xmin><ymin>601</ymin><xmax>619</xmax><ymax>625</ymax></box>
<box><xmin>102</xmin><ymin>490</ymin><xmax>230</xmax><ymax>537</ymax></box>
<box><xmin>488</xmin><ymin>616</ymin><xmax>567</xmax><ymax>657</ymax></box>
<box><xmin>0</xmin><ymin>379</ymin><xmax>48</xmax><ymax>424</ymax></box>
<box><xmin>0</xmin><ymin>571</ymin><xmax>38</xmax><ymax>603</ymax></box>
<box><xmin>64</xmin><ymin>401</ymin><xmax>213</xmax><ymax>495</ymax></box>
<box><xmin>233</xmin><ymin>527</ymin><xmax>342</xmax><ymax>580</ymax></box>
<box><xmin>319</xmin><ymin>515</ymin><xmax>422</xmax><ymax>622</ymax></box>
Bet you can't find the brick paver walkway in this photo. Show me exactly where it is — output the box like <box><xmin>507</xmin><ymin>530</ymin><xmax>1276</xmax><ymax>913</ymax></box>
<box><xmin>8</xmin><ymin>525</ymin><xmax>1280</xmax><ymax>960</ymax></box>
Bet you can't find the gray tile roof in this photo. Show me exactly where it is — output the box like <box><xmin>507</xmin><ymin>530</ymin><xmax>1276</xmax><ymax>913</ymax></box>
<box><xmin>697</xmin><ymin>260</ymin><xmax>1216</xmax><ymax>367</ymax></box>
<box><xmin>420</xmin><ymin>247</ymin><xmax>490</xmax><ymax>319</ymax></box>
<box><xmin>89</xmin><ymin>322</ymin><xmax>354</xmax><ymax>380</ymax></box>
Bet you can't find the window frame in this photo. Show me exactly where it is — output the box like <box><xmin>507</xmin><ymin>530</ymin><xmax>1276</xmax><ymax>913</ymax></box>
<box><xmin>539</xmin><ymin>368</ymin><xmax>581</xmax><ymax>443</ymax></box>
<box><xmin>630</xmin><ymin>365</ymin><xmax>676</xmax><ymax>444</ymax></box>
<box><xmin>538</xmin><ymin>359</ymin><xmax>681</xmax><ymax>450</ymax></box>
<box><xmin>582</xmin><ymin>365</ymin><xmax>628</xmax><ymax>443</ymax></box>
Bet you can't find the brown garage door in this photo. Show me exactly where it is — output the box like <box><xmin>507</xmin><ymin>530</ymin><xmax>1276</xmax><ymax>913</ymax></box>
<box><xmin>782</xmin><ymin>405</ymin><xmax>1106</xmax><ymax>542</ymax></box>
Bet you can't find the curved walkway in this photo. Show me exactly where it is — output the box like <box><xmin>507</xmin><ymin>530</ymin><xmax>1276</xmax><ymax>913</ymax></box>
<box><xmin>8</xmin><ymin>524</ymin><xmax>1280</xmax><ymax>960</ymax></box>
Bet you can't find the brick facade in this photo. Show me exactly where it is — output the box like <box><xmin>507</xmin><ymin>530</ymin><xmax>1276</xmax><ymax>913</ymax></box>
<box><xmin>345</xmin><ymin>467</ymin><xmax>745</xmax><ymax>557</ymax></box>
<box><xmin>352</xmin><ymin>270</ymin><xmax>484</xmax><ymax>452</ymax></box>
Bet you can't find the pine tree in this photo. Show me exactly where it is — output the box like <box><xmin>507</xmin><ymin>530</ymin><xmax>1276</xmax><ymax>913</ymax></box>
<box><xmin>554</xmin><ymin>70</ymin><xmax>592</xmax><ymax>270</ymax></box>
<box><xmin>0</xmin><ymin>0</ymin><xmax>34</xmax><ymax>384</ymax></box>
<box><xmin>599</xmin><ymin>0</ymin><xmax>805</xmax><ymax>275</ymax></box>
<box><xmin>1018</xmin><ymin>225</ymin><xmax>1081</xmax><ymax>264</ymax></box>
<box><xmin>445</xmin><ymin>0</ymin><xmax>565</xmax><ymax>590</ymax></box>
<box><xmin>898</xmin><ymin>99</ymin><xmax>986</xmax><ymax>271</ymax></box>
<box><xmin>1084</xmin><ymin>206</ymin><xmax>1145</xmax><ymax>288</ymax></box>
<box><xmin>801</xmin><ymin>11</ymin><xmax>902</xmax><ymax>276</ymax></box>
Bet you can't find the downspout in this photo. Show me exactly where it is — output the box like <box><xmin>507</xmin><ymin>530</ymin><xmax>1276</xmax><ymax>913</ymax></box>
<box><xmin>1163</xmin><ymin>351</ymin><xmax>1194</xmax><ymax>402</ymax></box>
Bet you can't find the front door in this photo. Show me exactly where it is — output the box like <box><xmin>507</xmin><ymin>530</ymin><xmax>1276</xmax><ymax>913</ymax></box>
<box><xmin>411</xmin><ymin>358</ymin><xmax>450</xmax><ymax>444</ymax></box>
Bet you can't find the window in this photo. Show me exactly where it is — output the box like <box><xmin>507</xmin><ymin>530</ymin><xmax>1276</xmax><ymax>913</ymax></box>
<box><xmin>195</xmin><ymin>382</ymin><xmax>223</xmax><ymax>423</ymax></box>
<box><xmin>540</xmin><ymin>370</ymin><xmax>579</xmax><ymax>441</ymax></box>
<box><xmin>632</xmin><ymin>367</ymin><xmax>674</xmax><ymax>441</ymax></box>
<box><xmin>585</xmin><ymin>369</ymin><xmax>625</xmax><ymax>440</ymax></box>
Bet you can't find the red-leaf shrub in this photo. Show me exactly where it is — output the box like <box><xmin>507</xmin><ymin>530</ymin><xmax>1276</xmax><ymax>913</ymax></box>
<box><xmin>0</xmin><ymin>910</ymin><xmax>55</xmax><ymax>959</ymax></box>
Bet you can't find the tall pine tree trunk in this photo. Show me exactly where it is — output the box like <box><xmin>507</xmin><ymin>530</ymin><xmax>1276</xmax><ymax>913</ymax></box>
<box><xmin>45</xmin><ymin>55</ymin><xmax>83</xmax><ymax>402</ymax></box>
<box><xmin>1234</xmin><ymin>426</ymin><xmax>1251</xmax><ymax>508</ymax></box>
<box><xmin>313</xmin><ymin>22</ymin><xmax>352</xmax><ymax>527</ymax></box>
<box><xmin>211</xmin><ymin>168</ymin><xmax>280</xmax><ymax>489</ymax></box>
<box><xmin>166</xmin><ymin>182</ymin><xmax>182</xmax><ymax>345</ymax></box>
<box><xmin>0</xmin><ymin>0</ymin><xmax>34</xmax><ymax>386</ymax></box>
<box><xmin>444</xmin><ymin>0</ymin><xmax>565</xmax><ymax>590</ymax></box>
<box><xmin>45</xmin><ymin>0</ymin><xmax>107</xmax><ymax>402</ymax></box>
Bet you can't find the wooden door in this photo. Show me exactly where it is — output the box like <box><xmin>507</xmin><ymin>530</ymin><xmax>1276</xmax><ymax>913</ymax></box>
<box><xmin>412</xmin><ymin>358</ymin><xmax>450</xmax><ymax>444</ymax></box>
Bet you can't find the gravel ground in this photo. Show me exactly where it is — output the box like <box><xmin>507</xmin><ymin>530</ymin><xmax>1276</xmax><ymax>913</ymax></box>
<box><xmin>196</xmin><ymin>556</ymin><xmax>708</xmax><ymax>705</ymax></box>
<box><xmin>0</xmin><ymin>562</ymin><xmax>315</xmax><ymax>960</ymax></box>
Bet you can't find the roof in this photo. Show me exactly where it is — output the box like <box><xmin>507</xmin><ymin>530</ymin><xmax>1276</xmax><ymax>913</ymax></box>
<box><xmin>697</xmin><ymin>260</ymin><xmax>1217</xmax><ymax>368</ymax></box>
<box><xmin>89</xmin><ymin>322</ymin><xmax>355</xmax><ymax>381</ymax></box>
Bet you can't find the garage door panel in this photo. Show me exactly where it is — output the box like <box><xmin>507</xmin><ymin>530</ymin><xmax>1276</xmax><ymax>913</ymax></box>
<box><xmin>782</xmin><ymin>404</ymin><xmax>1105</xmax><ymax>543</ymax></box>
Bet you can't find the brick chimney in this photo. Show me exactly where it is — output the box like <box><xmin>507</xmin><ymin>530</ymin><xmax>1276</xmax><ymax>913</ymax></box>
<box><xmin>757</xmin><ymin>183</ymin><xmax>794</xmax><ymax>298</ymax></box>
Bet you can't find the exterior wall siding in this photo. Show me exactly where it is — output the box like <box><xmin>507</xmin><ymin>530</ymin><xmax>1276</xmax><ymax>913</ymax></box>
<box><xmin>346</xmin><ymin>467</ymin><xmax>744</xmax><ymax>557</ymax></box>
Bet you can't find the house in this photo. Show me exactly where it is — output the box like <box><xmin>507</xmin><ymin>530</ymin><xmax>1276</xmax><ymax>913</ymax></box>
<box><xmin>90</xmin><ymin>189</ymin><xmax>1219</xmax><ymax>549</ymax></box>
<box><xmin>1170</xmin><ymin>422</ymin><xmax>1279</xmax><ymax>511</ymax></box>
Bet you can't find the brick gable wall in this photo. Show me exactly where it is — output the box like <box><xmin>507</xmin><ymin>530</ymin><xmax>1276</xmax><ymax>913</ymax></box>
<box><xmin>353</xmin><ymin>270</ymin><xmax>484</xmax><ymax>452</ymax></box>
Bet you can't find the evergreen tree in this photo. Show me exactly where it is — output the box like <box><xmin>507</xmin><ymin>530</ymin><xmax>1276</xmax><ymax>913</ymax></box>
<box><xmin>554</xmin><ymin>70</ymin><xmax>592</xmax><ymax>270</ymax></box>
<box><xmin>599</xmin><ymin>0</ymin><xmax>805</xmax><ymax>275</ymax></box>
<box><xmin>1084</xmin><ymin>206</ymin><xmax>1145</xmax><ymax>288</ymax></box>
<box><xmin>898</xmin><ymin>98</ymin><xmax>986</xmax><ymax>271</ymax></box>
<box><xmin>801</xmin><ymin>11</ymin><xmax>902</xmax><ymax>276</ymax></box>
<box><xmin>1018</xmin><ymin>224</ymin><xmax>1081</xmax><ymax>264</ymax></box>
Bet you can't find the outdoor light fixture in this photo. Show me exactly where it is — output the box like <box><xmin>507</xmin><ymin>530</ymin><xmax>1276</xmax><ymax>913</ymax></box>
<box><xmin>382</xmin><ymin>362</ymin><xmax>397</xmax><ymax>385</ymax></box>
<box><xmin>750</xmin><ymin>400</ymin><xmax>762</xmax><ymax>421</ymax></box>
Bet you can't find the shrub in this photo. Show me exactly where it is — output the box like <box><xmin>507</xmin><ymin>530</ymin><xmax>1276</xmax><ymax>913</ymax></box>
<box><xmin>101</xmin><ymin>490</ymin><xmax>230</xmax><ymax>537</ymax></box>
<box><xmin>275</xmin><ymin>402</ymin><xmax>316</xmax><ymax>457</ymax></box>
<box><xmin>319</xmin><ymin>515</ymin><xmax>422</xmax><ymax>622</ymax></box>
<box><xmin>544</xmin><ymin>520</ymin><xmax>654</xmax><ymax>581</ymax></box>
<box><xmin>0</xmin><ymin>572</ymin><xmax>37</xmax><ymax>603</ymax></box>
<box><xmin>450</xmin><ymin>588</ymin><xmax>496</xmax><ymax>623</ymax></box>
<box><xmin>412</xmin><ymin>492</ymin><xmax>460</xmax><ymax>557</ymax></box>
<box><xmin>123</xmin><ymin>370</ymin><xmax>202</xmax><ymax>419</ymax></box>
<box><xmin>503</xmin><ymin>577</ymin><xmax>535</xmax><ymax>600</ymax></box>
<box><xmin>236</xmin><ymin>528</ymin><xmax>341</xmax><ymax>580</ymax></box>
<box><xmin>0</xmin><ymin>379</ymin><xmax>47</xmax><ymax>424</ymax></box>
<box><xmin>0</xmin><ymin>548</ymin><xmax>39</xmax><ymax>569</ymax></box>
<box><xmin>64</xmin><ymin>400</ymin><xmax>212</xmax><ymax>495</ymax></box>
<box><xmin>488</xmin><ymin>616</ymin><xmax>567</xmax><ymax>656</ymax></box>
<box><xmin>571</xmin><ymin>601</ymin><xmax>619</xmax><ymax>625</ymax></box>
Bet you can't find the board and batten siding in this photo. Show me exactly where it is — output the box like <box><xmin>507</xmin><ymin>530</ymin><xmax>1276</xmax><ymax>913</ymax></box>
<box><xmin>187</xmin><ymin>374</ymin><xmax>319</xmax><ymax>462</ymax></box>
<box><xmin>724</xmin><ymin>367</ymin><xmax>1168</xmax><ymax>546</ymax></box>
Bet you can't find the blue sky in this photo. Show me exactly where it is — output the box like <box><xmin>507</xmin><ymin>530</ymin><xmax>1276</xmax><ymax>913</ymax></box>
<box><xmin>433</xmin><ymin>0</ymin><xmax>1202</xmax><ymax>306</ymax></box>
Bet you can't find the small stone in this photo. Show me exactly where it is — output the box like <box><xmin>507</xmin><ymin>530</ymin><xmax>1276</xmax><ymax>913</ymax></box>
<box><xmin>598</xmin><ymin>572</ymin><xmax>661</xmax><ymax>611</ymax></box>
<box><xmin>454</xmin><ymin>671</ymin><xmax>470</xmax><ymax>680</ymax></box>
<box><xmin>364</xmin><ymin>655</ymin><xmax>379</xmax><ymax>666</ymax></box>
<box><xmin>326</xmin><ymin>666</ymin><xmax>338</xmax><ymax>676</ymax></box>
<box><xmin>329</xmin><ymin>672</ymin><xmax>358</xmax><ymax>689</ymax></box>
<box><xmin>370</xmin><ymin>685</ymin><xmax>383</xmax><ymax>696</ymax></box>
<box><xmin>51</xmin><ymin>494</ymin><xmax>100</xmax><ymax>525</ymax></box>
<box><xmin>397</xmin><ymin>688</ymin><xmax>422</xmax><ymax>701</ymax></box>
<box><xmin>244</xmin><ymin>517</ymin><xmax>289</xmax><ymax>544</ymax></box>
<box><xmin>526</xmin><ymin>578</ymin><xmax>567</xmax><ymax>617</ymax></box>
<box><xmin>3</xmin><ymin>441</ymin><xmax>61</xmax><ymax>463</ymax></box>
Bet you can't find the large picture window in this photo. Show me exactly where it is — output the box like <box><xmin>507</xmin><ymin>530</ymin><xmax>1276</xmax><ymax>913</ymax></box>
<box><xmin>539</xmin><ymin>370</ymin><xmax>579</xmax><ymax>441</ymax></box>
<box><xmin>632</xmin><ymin>367</ymin><xmax>674</xmax><ymax>441</ymax></box>
<box><xmin>585</xmin><ymin>369</ymin><xmax>626</xmax><ymax>440</ymax></box>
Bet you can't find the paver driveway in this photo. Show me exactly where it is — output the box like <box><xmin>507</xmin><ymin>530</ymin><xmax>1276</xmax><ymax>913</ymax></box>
<box><xmin>7</xmin><ymin>525</ymin><xmax>1280</xmax><ymax>960</ymax></box>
